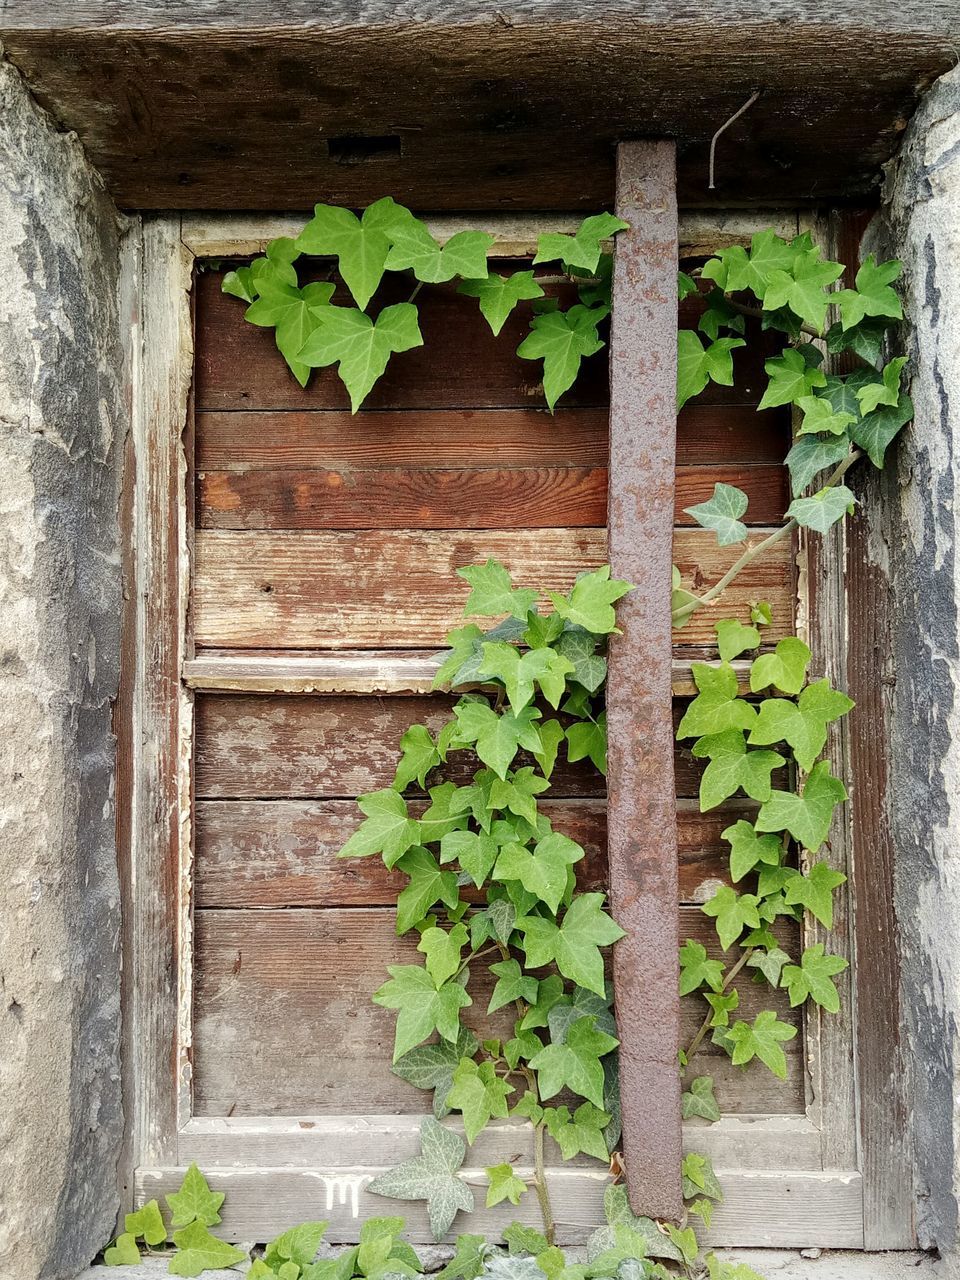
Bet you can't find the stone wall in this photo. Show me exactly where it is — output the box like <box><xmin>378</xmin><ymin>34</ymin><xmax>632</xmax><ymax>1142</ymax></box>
<box><xmin>876</xmin><ymin>64</ymin><xmax>960</xmax><ymax>1255</ymax></box>
<box><xmin>0</xmin><ymin>55</ymin><xmax>127</xmax><ymax>1279</ymax></box>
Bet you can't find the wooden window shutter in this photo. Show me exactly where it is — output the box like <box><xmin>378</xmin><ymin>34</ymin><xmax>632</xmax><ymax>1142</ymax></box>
<box><xmin>606</xmin><ymin>140</ymin><xmax>683</xmax><ymax>1220</ymax></box>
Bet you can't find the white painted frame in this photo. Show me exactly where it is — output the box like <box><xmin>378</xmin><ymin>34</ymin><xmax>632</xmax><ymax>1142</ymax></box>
<box><xmin>123</xmin><ymin>210</ymin><xmax>865</xmax><ymax>1248</ymax></box>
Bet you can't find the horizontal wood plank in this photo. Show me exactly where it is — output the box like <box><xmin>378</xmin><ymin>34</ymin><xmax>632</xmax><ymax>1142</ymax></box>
<box><xmin>194</xmin><ymin>693</ymin><xmax>738</xmax><ymax>800</ymax></box>
<box><xmin>177</xmin><ymin>1112</ymin><xmax>823</xmax><ymax>1173</ymax></box>
<box><xmin>137</xmin><ymin>1164</ymin><xmax>862</xmax><ymax>1248</ymax></box>
<box><xmin>192</xmin><ymin>528</ymin><xmax>795</xmax><ymax>649</ymax></box>
<box><xmin>197</xmin><ymin>463</ymin><xmax>787</xmax><ymax>531</ymax></box>
<box><xmin>192</xmin><ymin>907</ymin><xmax>802</xmax><ymax>1118</ymax></box>
<box><xmin>195</xmin><ymin>405</ymin><xmax>790</xmax><ymax>471</ymax></box>
<box><xmin>194</xmin><ymin>797</ymin><xmax>749</xmax><ymax>908</ymax></box>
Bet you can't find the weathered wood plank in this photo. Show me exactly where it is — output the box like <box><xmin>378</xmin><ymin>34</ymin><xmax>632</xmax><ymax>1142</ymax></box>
<box><xmin>191</xmin><ymin>528</ymin><xmax>795</xmax><ymax>649</ymax></box>
<box><xmin>182</xmin><ymin>651</ymin><xmax>753</xmax><ymax>697</ymax></box>
<box><xmin>195</xmin><ymin>405</ymin><xmax>790</xmax><ymax>472</ymax></box>
<box><xmin>137</xmin><ymin>1164</ymin><xmax>862</xmax><ymax>1248</ymax></box>
<box><xmin>193</xmin><ymin>797</ymin><xmax>748</xmax><ymax>908</ymax></box>
<box><xmin>197</xmin><ymin>463</ymin><xmax>787</xmax><ymax>531</ymax></box>
<box><xmin>191</xmin><ymin>907</ymin><xmax>802</xmax><ymax>1117</ymax></box>
<box><xmin>193</xmin><ymin>693</ymin><xmax>746</xmax><ymax>801</ymax></box>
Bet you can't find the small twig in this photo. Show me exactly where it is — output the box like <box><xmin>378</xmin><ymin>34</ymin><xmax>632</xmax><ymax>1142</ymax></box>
<box><xmin>709</xmin><ymin>90</ymin><xmax>762</xmax><ymax>191</ymax></box>
<box><xmin>685</xmin><ymin>949</ymin><xmax>754</xmax><ymax>1063</ymax></box>
<box><xmin>407</xmin><ymin>280</ymin><xmax>424</xmax><ymax>304</ymax></box>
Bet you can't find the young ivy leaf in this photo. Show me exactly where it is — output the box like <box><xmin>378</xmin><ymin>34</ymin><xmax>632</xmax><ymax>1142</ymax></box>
<box><xmin>701</xmin><ymin>229</ymin><xmax>799</xmax><ymax>299</ymax></box>
<box><xmin>339</xmin><ymin>789</ymin><xmax>421</xmax><ymax>867</ymax></box>
<box><xmin>715</xmin><ymin>618</ymin><xmax>761</xmax><ymax>663</ymax></box>
<box><xmin>565</xmin><ymin>714</ymin><xmax>607</xmax><ymax>776</ymax></box>
<box><xmin>705</xmin><ymin>989</ymin><xmax>740</xmax><ymax>1028</ymax></box>
<box><xmin>392</xmin><ymin>1027</ymin><xmax>480</xmax><ymax>1119</ymax></box>
<box><xmin>684</xmin><ymin>482</ymin><xmax>750</xmax><ymax>547</ymax></box>
<box><xmin>394</xmin><ymin>847</ymin><xmax>461</xmax><ymax>934</ymax></box>
<box><xmin>682</xmin><ymin>1152</ymin><xmax>724</xmax><ymax>1203</ymax></box>
<box><xmin>373</xmin><ymin>964</ymin><xmax>473</xmax><ymax>1061</ymax></box>
<box><xmin>493</xmin><ymin>831</ymin><xmax>585</xmax><ymax>915</ymax></box>
<box><xmin>418</xmin><ymin>922</ymin><xmax>469</xmax><ymax>986</ymax></box>
<box><xmin>756</xmin><ymin>760</ymin><xmax>848</xmax><ymax>851</ymax></box>
<box><xmin>785</xmin><ymin>434</ymin><xmax>850</xmax><ymax>497</ymax></box>
<box><xmin>517</xmin><ymin>305</ymin><xmax>607</xmax><ymax>411</ymax></box>
<box><xmin>533</xmin><ymin>213</ymin><xmax>629</xmax><ymax>273</ymax></box>
<box><xmin>679</xmin><ymin>938</ymin><xmax>725</xmax><ymax>995</ymax></box>
<box><xmin>295</xmin><ymin>200</ymin><xmax>399</xmax><ymax>308</ymax></box>
<box><xmin>459</xmin><ymin>271</ymin><xmax>545</xmax><ymax>336</ymax></box>
<box><xmin>758</xmin><ymin>348</ymin><xmax>827</xmax><ymax>410</ymax></box>
<box><xmin>702</xmin><ymin>885</ymin><xmax>762</xmax><ymax>950</ymax></box>
<box><xmin>676</xmin><ymin>663</ymin><xmax>757</xmax><ymax>738</ymax></box>
<box><xmin>527</xmin><ymin>1014</ymin><xmax>619</xmax><ymax>1108</ymax></box>
<box><xmin>518</xmin><ymin>892</ymin><xmax>625</xmax><ymax>997</ymax></box>
<box><xmin>452</xmin><ymin>700</ymin><xmax>543</xmax><ymax>780</ymax></box>
<box><xmin>245</xmin><ymin>280</ymin><xmax>336</xmax><ymax>386</ymax></box>
<box><xmin>691</xmin><ymin>717</ymin><xmax>787</xmax><ymax>807</ymax></box>
<box><xmin>749</xmin><ymin>636</ymin><xmax>811</xmax><ymax>695</ymax></box>
<box><xmin>478</xmin><ymin>642</ymin><xmax>574</xmax><ymax>715</ymax></box>
<box><xmin>548</xmin><ymin>566</ymin><xmax>633</xmax><ymax>635</ymax></box>
<box><xmin>782</xmin><ymin>861</ymin><xmax>848</xmax><ymax>929</ymax></box>
<box><xmin>393</xmin><ymin>724</ymin><xmax>442</xmax><ymax>791</ymax></box>
<box><xmin>762</xmin><ymin>248</ymin><xmax>844</xmax><ymax>331</ymax></box>
<box><xmin>436</xmin><ymin>1233</ymin><xmax>489</xmax><ymax>1280</ymax></box>
<box><xmin>787</xmin><ymin>485</ymin><xmax>857</xmax><ymax>534</ymax></box>
<box><xmin>722</xmin><ymin>819</ymin><xmax>784</xmax><ymax>883</ymax></box>
<box><xmin>533</xmin><ymin>718</ymin><xmax>567</xmax><ymax>781</ymax></box>
<box><xmin>833</xmin><ymin>255</ymin><xmax>903</xmax><ymax>330</ymax></box>
<box><xmin>681</xmin><ymin>1075</ymin><xmax>721</xmax><ymax>1123</ymax></box>
<box><xmin>385</xmin><ymin>224</ymin><xmax>496</xmax><ymax>284</ymax></box>
<box><xmin>168</xmin><ymin>1221</ymin><xmax>248</xmax><ymax>1278</ymax></box>
<box><xmin>103</xmin><ymin>1233</ymin><xmax>141</xmax><ymax>1267</ymax></box>
<box><xmin>503</xmin><ymin>1224</ymin><xmax>550</xmax><ymax>1257</ymax></box>
<box><xmin>487</xmin><ymin>958</ymin><xmax>540</xmax><ymax>1014</ymax></box>
<box><xmin>441</xmin><ymin>829</ymin><xmax>499</xmax><ymax>889</ymax></box>
<box><xmin>485</xmin><ymin>1164</ymin><xmax>528</xmax><ymax>1209</ymax></box>
<box><xmin>796</xmin><ymin>395</ymin><xmax>855</xmax><ymax>438</ymax></box>
<box><xmin>749</xmin><ymin>677</ymin><xmax>854</xmax><ymax>771</ymax></box>
<box><xmin>781</xmin><ymin>943</ymin><xmax>848</xmax><ymax>1012</ymax></box>
<box><xmin>488</xmin><ymin>768</ymin><xmax>550</xmax><ymax>828</ymax></box>
<box><xmin>543</xmin><ymin>1101</ymin><xmax>611</xmax><ymax>1161</ymax></box>
<box><xmin>265</xmin><ymin>1221</ymin><xmax>330</xmax><ymax>1270</ymax></box>
<box><xmin>165</xmin><ymin>1163</ymin><xmax>225</xmax><ymax>1228</ymax></box>
<box><xmin>446</xmin><ymin>1058</ymin><xmax>514</xmax><ymax>1143</ymax></box>
<box><xmin>457</xmin><ymin>559</ymin><xmax>539</xmax><ymax>621</ymax></box>
<box><xmin>368</xmin><ymin>1117</ymin><xmax>474</xmax><ymax>1242</ymax></box>
<box><xmin>678</xmin><ymin>270</ymin><xmax>700</xmax><ymax>300</ymax></box>
<box><xmin>726</xmin><ymin>1010</ymin><xmax>798</xmax><ymax>1080</ymax></box>
<box><xmin>677</xmin><ymin>331</ymin><xmax>746</xmax><ymax>409</ymax></box>
<box><xmin>856</xmin><ymin>356</ymin><xmax>907</xmax><ymax>415</ymax></box>
<box><xmin>298</xmin><ymin>303</ymin><xmax>423</xmax><ymax>413</ymax></box>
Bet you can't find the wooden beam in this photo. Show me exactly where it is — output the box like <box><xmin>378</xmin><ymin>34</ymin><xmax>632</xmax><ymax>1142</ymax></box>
<box><xmin>0</xmin><ymin>11</ymin><xmax>954</xmax><ymax>209</ymax></box>
<box><xmin>605</xmin><ymin>140</ymin><xmax>682</xmax><ymax>1220</ymax></box>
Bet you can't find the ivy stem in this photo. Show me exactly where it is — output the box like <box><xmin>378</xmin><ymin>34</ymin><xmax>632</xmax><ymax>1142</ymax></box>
<box><xmin>684</xmin><ymin>948</ymin><xmax>754</xmax><ymax>1063</ymax></box>
<box><xmin>672</xmin><ymin>449</ymin><xmax>863</xmax><ymax>624</ymax></box>
<box><xmin>457</xmin><ymin>943</ymin><xmax>500</xmax><ymax>979</ymax></box>
<box><xmin>533</xmin><ymin>1121</ymin><xmax>556</xmax><ymax>1246</ymax></box>
<box><xmin>407</xmin><ymin>280</ymin><xmax>424</xmax><ymax>304</ymax></box>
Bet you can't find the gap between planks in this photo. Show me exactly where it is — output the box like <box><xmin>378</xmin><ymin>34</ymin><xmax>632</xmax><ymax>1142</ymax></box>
<box><xmin>183</xmin><ymin>650</ymin><xmax>748</xmax><ymax>697</ymax></box>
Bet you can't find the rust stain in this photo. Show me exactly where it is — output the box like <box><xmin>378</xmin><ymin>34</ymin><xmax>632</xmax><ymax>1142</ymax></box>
<box><xmin>606</xmin><ymin>140</ymin><xmax>683</xmax><ymax>1221</ymax></box>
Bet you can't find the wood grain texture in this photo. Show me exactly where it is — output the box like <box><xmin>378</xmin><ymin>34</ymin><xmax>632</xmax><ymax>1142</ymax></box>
<box><xmin>194</xmin><ymin>797</ymin><xmax>751</xmax><ymax>908</ymax></box>
<box><xmin>138</xmin><ymin>1164</ymin><xmax>862</xmax><ymax>1248</ymax></box>
<box><xmin>191</xmin><ymin>907</ymin><xmax>802</xmax><ymax>1117</ymax></box>
<box><xmin>194</xmin><ymin>693</ymin><xmax>729</xmax><ymax>801</ymax></box>
<box><xmin>197</xmin><ymin>462</ymin><xmax>787</xmax><ymax>530</ymax></box>
<box><xmin>191</xmin><ymin>527</ymin><xmax>795</xmax><ymax>649</ymax></box>
<box><xmin>2</xmin><ymin>9</ymin><xmax>953</xmax><ymax>211</ymax></box>
<box><xmin>195</xmin><ymin>405</ymin><xmax>791</xmax><ymax>471</ymax></box>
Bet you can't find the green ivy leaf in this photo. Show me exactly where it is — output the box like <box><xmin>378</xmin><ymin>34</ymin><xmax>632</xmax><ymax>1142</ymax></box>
<box><xmin>479</xmin><ymin>642</ymin><xmax>574</xmax><ymax>714</ymax></box>
<box><xmin>433</xmin><ymin>624</ymin><xmax>486</xmax><ymax>689</ymax></box>
<box><xmin>749</xmin><ymin>636</ymin><xmax>811</xmax><ymax>695</ymax></box>
<box><xmin>784</xmin><ymin>434</ymin><xmax>850</xmax><ymax>497</ymax></box>
<box><xmin>706</xmin><ymin>1254</ymin><xmax>766</xmax><ymax>1280</ymax></box>
<box><xmin>393</xmin><ymin>725</ymin><xmax>442</xmax><ymax>792</ymax></box>
<box><xmin>165</xmin><ymin>1164</ymin><xmax>224</xmax><ymax>1230</ymax></box>
<box><xmin>436</xmin><ymin>1234</ymin><xmax>489</xmax><ymax>1280</ymax></box>
<box><xmin>825</xmin><ymin>316</ymin><xmax>889</xmax><ymax>364</ymax></box>
<box><xmin>385</xmin><ymin>226</ymin><xmax>495</xmax><ymax>284</ymax></box>
<box><xmin>679</xmin><ymin>939</ymin><xmax>725</xmax><ymax>995</ymax></box>
<box><xmin>459</xmin><ymin>271</ymin><xmax>544</xmax><ymax>336</ymax></box>
<box><xmin>762</xmin><ymin>249</ymin><xmax>844</xmax><ymax>330</ymax></box>
<box><xmin>504</xmin><ymin>1224</ymin><xmax>550</xmax><ymax>1256</ymax></box>
<box><xmin>722</xmin><ymin>819</ymin><xmax>784</xmax><ymax>883</ymax></box>
<box><xmin>548</xmin><ymin>566</ymin><xmax>633</xmax><ymax>635</ymax></box>
<box><xmin>419</xmin><ymin>782</ymin><xmax>471</xmax><ymax>844</ymax></box>
<box><xmin>367</xmin><ymin>1117</ymin><xmax>474</xmax><ymax>1242</ymax></box>
<box><xmin>519</xmin><ymin>893</ymin><xmax>625</xmax><ymax>997</ymax></box>
<box><xmin>787</xmin><ymin>484</ymin><xmax>857</xmax><ymax>534</ymax></box>
<box><xmin>124</xmin><ymin>1199</ymin><xmax>167</xmax><ymax>1247</ymax></box>
<box><xmin>484</xmin><ymin>1164</ymin><xmax>528</xmax><ymax>1209</ymax></box>
<box><xmin>533</xmin><ymin>719</ymin><xmax>567</xmax><ymax>781</ymax></box>
<box><xmin>452</xmin><ymin>699</ymin><xmax>542</xmax><ymax>780</ymax></box>
<box><xmin>702</xmin><ymin>230</ymin><xmax>799</xmax><ymax>299</ymax></box>
<box><xmin>666</xmin><ymin>1225</ymin><xmax>700</xmax><ymax>1268</ymax></box>
<box><xmin>781</xmin><ymin>943</ymin><xmax>848</xmax><ymax>1012</ymax></box>
<box><xmin>681</xmin><ymin>1076</ymin><xmax>721</xmax><ymax>1123</ymax></box>
<box><xmin>555</xmin><ymin>629</ymin><xmax>607</xmax><ymax>693</ymax></box>
<box><xmin>782</xmin><ymin>861</ymin><xmax>847</xmax><ymax>929</ymax></box>
<box><xmin>533</xmin><ymin>213</ymin><xmax>629</xmax><ymax>273</ymax></box>
<box><xmin>392</xmin><ymin>1027</ymin><xmax>480</xmax><ymax>1119</ymax></box>
<box><xmin>856</xmin><ymin>356</ymin><xmax>906</xmax><ymax>415</ymax></box>
<box><xmin>104</xmin><ymin>1234</ymin><xmax>142</xmax><ymax>1266</ymax></box>
<box><xmin>488</xmin><ymin>769</ymin><xmax>551</xmax><ymax>827</ymax></box>
<box><xmin>265</xmin><ymin>1221</ymin><xmax>330</xmax><ymax>1271</ymax></box>
<box><xmin>446</xmin><ymin>1058</ymin><xmax>514</xmax><ymax>1143</ymax></box>
<box><xmin>373</xmin><ymin>964</ymin><xmax>473</xmax><ymax>1061</ymax></box>
<box><xmin>528</xmin><ymin>1015</ymin><xmax>619</xmax><ymax>1108</ymax></box>
<box><xmin>565</xmin><ymin>715</ymin><xmax>607</xmax><ymax>776</ymax></box>
<box><xmin>487</xmin><ymin>958</ymin><xmax>540</xmax><ymax>1014</ymax></box>
<box><xmin>726</xmin><ymin>1010</ymin><xmax>797</xmax><ymax>1079</ymax></box>
<box><xmin>222</xmin><ymin>266</ymin><xmax>259</xmax><ymax>303</ymax></box>
<box><xmin>850</xmin><ymin>393</ymin><xmax>914</xmax><ymax>468</ymax></box>
<box><xmin>168</xmin><ymin>1221</ymin><xmax>248</xmax><ymax>1277</ymax></box>
<box><xmin>245</xmin><ymin>280</ymin><xmax>336</xmax><ymax>386</ymax></box>
<box><xmin>758</xmin><ymin>348</ymin><xmax>827</xmax><ymax>410</ymax></box>
<box><xmin>457</xmin><ymin>560</ymin><xmax>539</xmax><ymax>621</ymax></box>
<box><xmin>749</xmin><ymin>678</ymin><xmax>854</xmax><ymax>771</ymax></box>
<box><xmin>298</xmin><ymin>303</ymin><xmax>423</xmax><ymax>413</ymax></box>
<box><xmin>494</xmin><ymin>832</ymin><xmax>584</xmax><ymax>915</ymax></box>
<box><xmin>543</xmin><ymin>1101</ymin><xmax>611</xmax><ymax>1161</ymax></box>
<box><xmin>682</xmin><ymin>1153</ymin><xmax>724</xmax><ymax>1203</ymax></box>
<box><xmin>715</xmin><ymin>619</ymin><xmax>760</xmax><ymax>663</ymax></box>
<box><xmin>678</xmin><ymin>270</ymin><xmax>699</xmax><ymax>300</ymax></box>
<box><xmin>440</xmin><ymin>830</ymin><xmax>499</xmax><ymax>889</ymax></box>
<box><xmin>418</xmin><ymin>923</ymin><xmax>469</xmax><ymax>986</ymax></box>
<box><xmin>756</xmin><ymin>761</ymin><xmax>848</xmax><ymax>851</ymax></box>
<box><xmin>698</xmin><ymin>290</ymin><xmax>747</xmax><ymax>341</ymax></box>
<box><xmin>296</xmin><ymin>201</ymin><xmax>398</xmax><ymax>308</ymax></box>
<box><xmin>677</xmin><ymin>331</ymin><xmax>745</xmax><ymax>409</ymax></box>
<box><xmin>518</xmin><ymin>306</ymin><xmax>607</xmax><ymax>411</ymax></box>
<box><xmin>339</xmin><ymin>789</ymin><xmax>421</xmax><ymax>867</ymax></box>
<box><xmin>833</xmin><ymin>255</ymin><xmax>903</xmax><ymax>329</ymax></box>
<box><xmin>796</xmin><ymin>395</ymin><xmax>855</xmax><ymax>438</ymax></box>
<box><xmin>705</xmin><ymin>989</ymin><xmax>739</xmax><ymax>1028</ymax></box>
<box><xmin>702</xmin><ymin>885</ymin><xmax>762</xmax><ymax>950</ymax></box>
<box><xmin>394</xmin><ymin>847</ymin><xmax>461</xmax><ymax>934</ymax></box>
<box><xmin>691</xmin><ymin>729</ymin><xmax>785</xmax><ymax>810</ymax></box>
<box><xmin>677</xmin><ymin>663</ymin><xmax>757</xmax><ymax>738</ymax></box>
<box><xmin>684</xmin><ymin>483</ymin><xmax>749</xmax><ymax>547</ymax></box>
<box><xmin>591</xmin><ymin>1185</ymin><xmax>684</xmax><ymax>1264</ymax></box>
<box><xmin>747</xmin><ymin>945</ymin><xmax>792</xmax><ymax>987</ymax></box>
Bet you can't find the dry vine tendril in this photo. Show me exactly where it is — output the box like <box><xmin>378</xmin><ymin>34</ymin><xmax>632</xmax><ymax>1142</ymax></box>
<box><xmin>135</xmin><ymin>220</ymin><xmax>914</xmax><ymax>1280</ymax></box>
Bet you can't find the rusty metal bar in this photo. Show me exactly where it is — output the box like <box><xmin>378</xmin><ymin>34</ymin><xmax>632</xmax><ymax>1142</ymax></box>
<box><xmin>606</xmin><ymin>139</ymin><xmax>683</xmax><ymax>1220</ymax></box>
